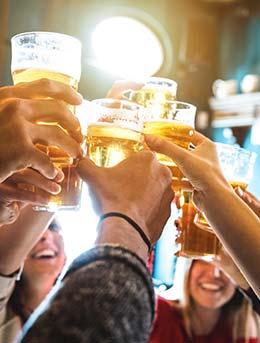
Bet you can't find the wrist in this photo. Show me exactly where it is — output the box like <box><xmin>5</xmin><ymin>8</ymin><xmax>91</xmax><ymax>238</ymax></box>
<box><xmin>198</xmin><ymin>174</ymin><xmax>232</xmax><ymax>211</ymax></box>
<box><xmin>100</xmin><ymin>204</ymin><xmax>149</xmax><ymax>239</ymax></box>
<box><xmin>95</xmin><ymin>216</ymin><xmax>148</xmax><ymax>262</ymax></box>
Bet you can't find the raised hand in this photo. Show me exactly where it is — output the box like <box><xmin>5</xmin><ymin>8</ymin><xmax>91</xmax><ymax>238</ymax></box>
<box><xmin>0</xmin><ymin>168</ymin><xmax>63</xmax><ymax>226</ymax></box>
<box><xmin>77</xmin><ymin>151</ymin><xmax>174</xmax><ymax>244</ymax></box>
<box><xmin>145</xmin><ymin>132</ymin><xmax>229</xmax><ymax>211</ymax></box>
<box><xmin>0</xmin><ymin>79</ymin><xmax>83</xmax><ymax>183</ymax></box>
<box><xmin>106</xmin><ymin>80</ymin><xmax>143</xmax><ymax>99</ymax></box>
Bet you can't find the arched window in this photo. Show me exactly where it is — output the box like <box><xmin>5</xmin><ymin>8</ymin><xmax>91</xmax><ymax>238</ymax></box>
<box><xmin>91</xmin><ymin>16</ymin><xmax>164</xmax><ymax>78</ymax></box>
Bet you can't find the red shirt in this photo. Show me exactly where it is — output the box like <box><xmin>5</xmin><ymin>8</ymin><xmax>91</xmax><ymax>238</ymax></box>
<box><xmin>150</xmin><ymin>297</ymin><xmax>258</xmax><ymax>343</ymax></box>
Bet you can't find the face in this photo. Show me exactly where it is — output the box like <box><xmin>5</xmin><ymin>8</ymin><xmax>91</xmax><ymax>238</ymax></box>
<box><xmin>23</xmin><ymin>228</ymin><xmax>66</xmax><ymax>282</ymax></box>
<box><xmin>189</xmin><ymin>260</ymin><xmax>236</xmax><ymax>310</ymax></box>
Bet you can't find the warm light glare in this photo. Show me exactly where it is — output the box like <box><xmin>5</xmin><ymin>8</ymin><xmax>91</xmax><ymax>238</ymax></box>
<box><xmin>57</xmin><ymin>185</ymin><xmax>98</xmax><ymax>263</ymax></box>
<box><xmin>91</xmin><ymin>16</ymin><xmax>164</xmax><ymax>78</ymax></box>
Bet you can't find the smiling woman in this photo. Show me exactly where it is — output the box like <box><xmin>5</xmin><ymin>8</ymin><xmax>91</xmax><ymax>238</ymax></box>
<box><xmin>24</xmin><ymin>228</ymin><xmax>66</xmax><ymax>276</ymax></box>
<box><xmin>150</xmin><ymin>259</ymin><xmax>260</xmax><ymax>343</ymax></box>
<box><xmin>9</xmin><ymin>222</ymin><xmax>66</xmax><ymax>322</ymax></box>
<box><xmin>189</xmin><ymin>260</ymin><xmax>236</xmax><ymax>311</ymax></box>
<box><xmin>16</xmin><ymin>231</ymin><xmax>64</xmax><ymax>320</ymax></box>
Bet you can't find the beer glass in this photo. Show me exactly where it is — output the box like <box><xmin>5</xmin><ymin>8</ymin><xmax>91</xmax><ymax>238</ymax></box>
<box><xmin>176</xmin><ymin>191</ymin><xmax>221</xmax><ymax>259</ymax></box>
<box><xmin>143</xmin><ymin>101</ymin><xmax>196</xmax><ymax>191</ymax></box>
<box><xmin>125</xmin><ymin>79</ymin><xmax>194</xmax><ymax>191</ymax></box>
<box><xmin>217</xmin><ymin>143</ymin><xmax>256</xmax><ymax>189</ymax></box>
<box><xmin>87</xmin><ymin>99</ymin><xmax>144</xmax><ymax>167</ymax></box>
<box><xmin>11</xmin><ymin>31</ymin><xmax>82</xmax><ymax>211</ymax></box>
<box><xmin>124</xmin><ymin>77</ymin><xmax>177</xmax><ymax>118</ymax></box>
<box><xmin>195</xmin><ymin>144</ymin><xmax>257</xmax><ymax>229</ymax></box>
<box><xmin>177</xmin><ymin>144</ymin><xmax>256</xmax><ymax>258</ymax></box>
<box><xmin>130</xmin><ymin>76</ymin><xmax>177</xmax><ymax>103</ymax></box>
<box><xmin>123</xmin><ymin>78</ymin><xmax>193</xmax><ymax>188</ymax></box>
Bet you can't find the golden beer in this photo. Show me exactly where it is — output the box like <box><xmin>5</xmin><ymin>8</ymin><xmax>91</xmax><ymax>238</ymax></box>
<box><xmin>132</xmin><ymin>78</ymin><xmax>177</xmax><ymax>101</ymax></box>
<box><xmin>179</xmin><ymin>205</ymin><xmax>221</xmax><ymax>258</ymax></box>
<box><xmin>144</xmin><ymin>120</ymin><xmax>194</xmax><ymax>190</ymax></box>
<box><xmin>144</xmin><ymin>119</ymin><xmax>194</xmax><ymax>153</ymax></box>
<box><xmin>87</xmin><ymin>123</ymin><xmax>144</xmax><ymax>168</ymax></box>
<box><xmin>132</xmin><ymin>87</ymin><xmax>176</xmax><ymax>104</ymax></box>
<box><xmin>176</xmin><ymin>192</ymin><xmax>221</xmax><ymax>258</ymax></box>
<box><xmin>12</xmin><ymin>68</ymin><xmax>82</xmax><ymax>211</ymax></box>
<box><xmin>20</xmin><ymin>161</ymin><xmax>81</xmax><ymax>210</ymax></box>
<box><xmin>131</xmin><ymin>87</ymin><xmax>176</xmax><ymax>118</ymax></box>
<box><xmin>12</xmin><ymin>68</ymin><xmax>78</xmax><ymax>88</ymax></box>
<box><xmin>182</xmin><ymin>181</ymin><xmax>249</xmax><ymax>258</ymax></box>
<box><xmin>129</xmin><ymin>77</ymin><xmax>177</xmax><ymax>117</ymax></box>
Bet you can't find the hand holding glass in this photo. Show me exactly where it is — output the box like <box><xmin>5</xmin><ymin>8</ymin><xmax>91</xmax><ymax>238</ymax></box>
<box><xmin>11</xmin><ymin>31</ymin><xmax>82</xmax><ymax>211</ymax></box>
<box><xmin>177</xmin><ymin>144</ymin><xmax>256</xmax><ymax>259</ymax></box>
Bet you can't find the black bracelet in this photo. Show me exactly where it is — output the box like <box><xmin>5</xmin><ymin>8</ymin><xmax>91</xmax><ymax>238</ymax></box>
<box><xmin>99</xmin><ymin>212</ymin><xmax>152</xmax><ymax>252</ymax></box>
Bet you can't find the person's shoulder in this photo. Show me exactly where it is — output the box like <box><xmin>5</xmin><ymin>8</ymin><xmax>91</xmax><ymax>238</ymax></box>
<box><xmin>150</xmin><ymin>296</ymin><xmax>186</xmax><ymax>342</ymax></box>
<box><xmin>156</xmin><ymin>296</ymin><xmax>183</xmax><ymax>320</ymax></box>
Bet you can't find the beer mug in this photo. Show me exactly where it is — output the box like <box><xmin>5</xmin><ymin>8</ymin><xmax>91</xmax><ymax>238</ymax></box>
<box><xmin>11</xmin><ymin>31</ymin><xmax>82</xmax><ymax>211</ymax></box>
<box><xmin>87</xmin><ymin>98</ymin><xmax>144</xmax><ymax>167</ymax></box>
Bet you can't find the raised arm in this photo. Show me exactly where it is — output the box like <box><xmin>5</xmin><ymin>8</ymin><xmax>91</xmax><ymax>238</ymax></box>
<box><xmin>20</xmin><ymin>151</ymin><xmax>173</xmax><ymax>343</ymax></box>
<box><xmin>0</xmin><ymin>206</ymin><xmax>54</xmax><ymax>276</ymax></box>
<box><xmin>146</xmin><ymin>133</ymin><xmax>260</xmax><ymax>297</ymax></box>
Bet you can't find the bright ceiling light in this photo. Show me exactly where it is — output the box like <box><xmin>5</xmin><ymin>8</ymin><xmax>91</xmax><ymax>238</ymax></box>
<box><xmin>91</xmin><ymin>16</ymin><xmax>164</xmax><ymax>79</ymax></box>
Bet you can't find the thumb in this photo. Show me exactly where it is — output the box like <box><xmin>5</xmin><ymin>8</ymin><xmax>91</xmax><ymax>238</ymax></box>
<box><xmin>76</xmin><ymin>157</ymin><xmax>100</xmax><ymax>182</ymax></box>
<box><xmin>106</xmin><ymin>80</ymin><xmax>144</xmax><ymax>99</ymax></box>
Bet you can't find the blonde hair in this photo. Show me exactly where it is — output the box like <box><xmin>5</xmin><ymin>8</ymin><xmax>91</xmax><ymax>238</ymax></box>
<box><xmin>169</xmin><ymin>258</ymin><xmax>260</xmax><ymax>342</ymax></box>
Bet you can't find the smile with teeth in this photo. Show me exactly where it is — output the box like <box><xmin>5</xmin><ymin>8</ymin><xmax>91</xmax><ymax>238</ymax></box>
<box><xmin>32</xmin><ymin>249</ymin><xmax>58</xmax><ymax>259</ymax></box>
<box><xmin>200</xmin><ymin>282</ymin><xmax>224</xmax><ymax>292</ymax></box>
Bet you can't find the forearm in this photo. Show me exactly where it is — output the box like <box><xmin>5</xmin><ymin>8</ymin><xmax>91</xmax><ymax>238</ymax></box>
<box><xmin>21</xmin><ymin>245</ymin><xmax>155</xmax><ymax>343</ymax></box>
<box><xmin>202</xmin><ymin>183</ymin><xmax>260</xmax><ymax>297</ymax></box>
<box><xmin>216</xmin><ymin>246</ymin><xmax>251</xmax><ymax>290</ymax></box>
<box><xmin>0</xmin><ymin>206</ymin><xmax>54</xmax><ymax>274</ymax></box>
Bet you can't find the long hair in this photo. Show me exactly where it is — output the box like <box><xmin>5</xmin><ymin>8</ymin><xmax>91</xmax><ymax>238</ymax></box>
<box><xmin>170</xmin><ymin>258</ymin><xmax>260</xmax><ymax>342</ymax></box>
<box><xmin>9</xmin><ymin>278</ymin><xmax>27</xmax><ymax>323</ymax></box>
